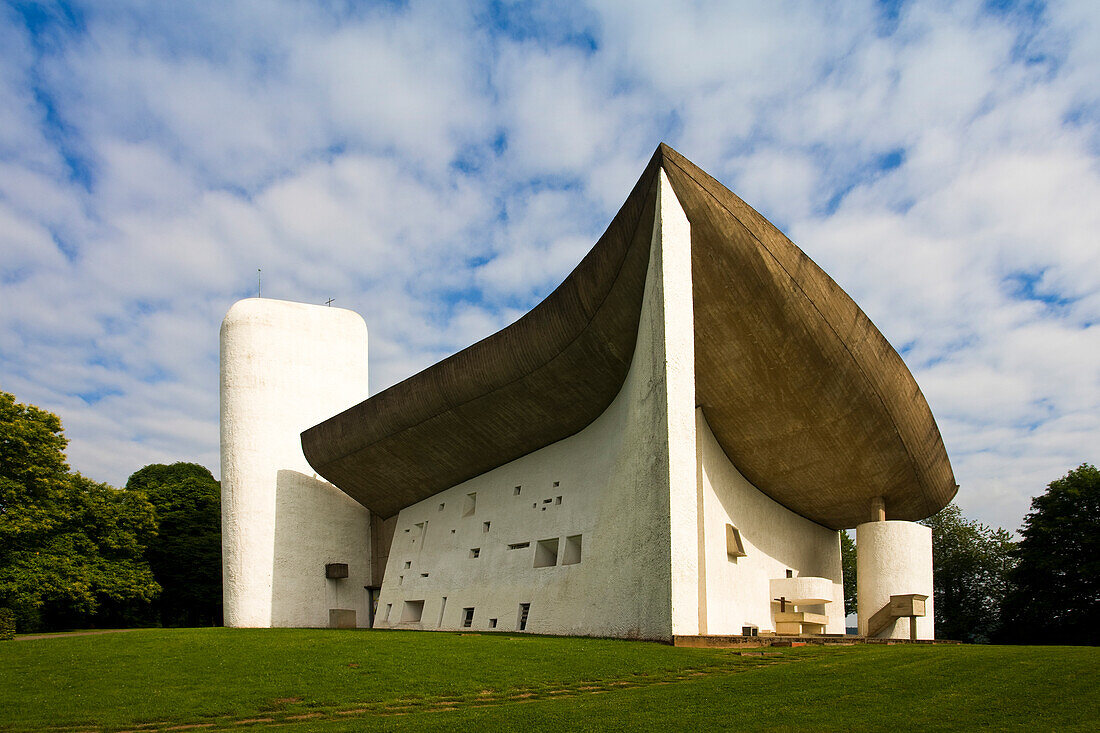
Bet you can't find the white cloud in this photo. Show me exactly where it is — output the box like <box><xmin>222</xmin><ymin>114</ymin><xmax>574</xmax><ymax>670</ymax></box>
<box><xmin>0</xmin><ymin>0</ymin><xmax>1097</xmax><ymax>537</ymax></box>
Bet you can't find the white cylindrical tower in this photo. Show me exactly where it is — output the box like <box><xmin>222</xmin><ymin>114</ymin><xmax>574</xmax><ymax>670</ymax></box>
<box><xmin>220</xmin><ymin>298</ymin><xmax>370</xmax><ymax>627</ymax></box>
<box><xmin>856</xmin><ymin>520</ymin><xmax>934</xmax><ymax>640</ymax></box>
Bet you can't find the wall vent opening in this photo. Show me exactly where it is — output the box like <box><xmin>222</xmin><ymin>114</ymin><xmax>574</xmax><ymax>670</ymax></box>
<box><xmin>469</xmin><ymin>548</ymin><xmax>480</xmax><ymax>558</ymax></box>
<box><xmin>400</xmin><ymin>600</ymin><xmax>424</xmax><ymax>623</ymax></box>
<box><xmin>463</xmin><ymin>493</ymin><xmax>477</xmax><ymax>517</ymax></box>
<box><xmin>534</xmin><ymin>538</ymin><xmax>559</xmax><ymax>568</ymax></box>
<box><xmin>518</xmin><ymin>603</ymin><xmax>531</xmax><ymax>631</ymax></box>
<box><xmin>462</xmin><ymin>607</ymin><xmax>474</xmax><ymax>628</ymax></box>
<box><xmin>508</xmin><ymin>542</ymin><xmax>530</xmax><ymax>550</ymax></box>
<box><xmin>562</xmin><ymin>534</ymin><xmax>582</xmax><ymax>565</ymax></box>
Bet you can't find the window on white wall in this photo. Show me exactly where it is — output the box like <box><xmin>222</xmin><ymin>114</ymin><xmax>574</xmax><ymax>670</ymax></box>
<box><xmin>562</xmin><ymin>534</ymin><xmax>582</xmax><ymax>565</ymax></box>
<box><xmin>462</xmin><ymin>607</ymin><xmax>474</xmax><ymax>628</ymax></box>
<box><xmin>534</xmin><ymin>538</ymin><xmax>559</xmax><ymax>568</ymax></box>
<box><xmin>463</xmin><ymin>493</ymin><xmax>477</xmax><ymax>517</ymax></box>
<box><xmin>469</xmin><ymin>548</ymin><xmax>480</xmax><ymax>558</ymax></box>
<box><xmin>518</xmin><ymin>603</ymin><xmax>531</xmax><ymax>631</ymax></box>
<box><xmin>726</xmin><ymin>524</ymin><xmax>747</xmax><ymax>559</ymax></box>
<box><xmin>401</xmin><ymin>600</ymin><xmax>424</xmax><ymax>623</ymax></box>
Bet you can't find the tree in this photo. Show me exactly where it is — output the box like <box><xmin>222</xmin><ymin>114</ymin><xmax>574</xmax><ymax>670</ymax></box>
<box><xmin>126</xmin><ymin>463</ymin><xmax>222</xmax><ymax>627</ymax></box>
<box><xmin>998</xmin><ymin>463</ymin><xmax>1100</xmax><ymax>645</ymax></box>
<box><xmin>0</xmin><ymin>391</ymin><xmax>160</xmax><ymax>631</ymax></box>
<box><xmin>920</xmin><ymin>503</ymin><xmax>1015</xmax><ymax>643</ymax></box>
<box><xmin>840</xmin><ymin>530</ymin><xmax>857</xmax><ymax>616</ymax></box>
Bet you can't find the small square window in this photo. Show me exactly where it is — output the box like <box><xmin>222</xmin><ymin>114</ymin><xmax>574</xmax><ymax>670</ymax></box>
<box><xmin>553</xmin><ymin>481</ymin><xmax>560</xmax><ymax>487</ymax></box>
<box><xmin>439</xmin><ymin>503</ymin><xmax>445</xmax><ymax>511</ymax></box>
<box><xmin>470</xmin><ymin>548</ymin><xmax>480</xmax><ymax>558</ymax></box>
<box><xmin>489</xmin><ymin>618</ymin><xmax>497</xmax><ymax>629</ymax></box>
<box><xmin>404</xmin><ymin>561</ymin><xmax>411</xmax><ymax>569</ymax></box>
<box><xmin>534</xmin><ymin>538</ymin><xmax>559</xmax><ymax>568</ymax></box>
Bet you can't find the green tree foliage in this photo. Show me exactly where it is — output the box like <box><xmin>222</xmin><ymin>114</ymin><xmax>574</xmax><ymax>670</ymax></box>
<box><xmin>127</xmin><ymin>463</ymin><xmax>222</xmax><ymax>627</ymax></box>
<box><xmin>920</xmin><ymin>503</ymin><xmax>1015</xmax><ymax>643</ymax></box>
<box><xmin>998</xmin><ymin>463</ymin><xmax>1100</xmax><ymax>645</ymax></box>
<box><xmin>840</xmin><ymin>530</ymin><xmax>857</xmax><ymax>616</ymax></box>
<box><xmin>0</xmin><ymin>391</ymin><xmax>159</xmax><ymax>631</ymax></box>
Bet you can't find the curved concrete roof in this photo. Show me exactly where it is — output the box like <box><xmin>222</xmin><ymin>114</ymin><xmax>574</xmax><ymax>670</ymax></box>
<box><xmin>302</xmin><ymin>144</ymin><xmax>956</xmax><ymax>529</ymax></box>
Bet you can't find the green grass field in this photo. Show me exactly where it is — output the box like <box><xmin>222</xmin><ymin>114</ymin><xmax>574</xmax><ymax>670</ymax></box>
<box><xmin>1</xmin><ymin>629</ymin><xmax>1097</xmax><ymax>732</ymax></box>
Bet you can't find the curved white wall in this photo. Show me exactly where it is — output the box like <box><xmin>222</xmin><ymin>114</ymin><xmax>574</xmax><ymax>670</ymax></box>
<box><xmin>220</xmin><ymin>298</ymin><xmax>371</xmax><ymax>628</ymax></box>
<box><xmin>856</xmin><ymin>520</ymin><xmax>934</xmax><ymax>639</ymax></box>
<box><xmin>696</xmin><ymin>410</ymin><xmax>845</xmax><ymax>635</ymax></box>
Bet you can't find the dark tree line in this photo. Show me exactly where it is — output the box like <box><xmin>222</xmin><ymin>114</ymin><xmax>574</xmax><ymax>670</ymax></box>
<box><xmin>0</xmin><ymin>390</ymin><xmax>221</xmax><ymax>632</ymax></box>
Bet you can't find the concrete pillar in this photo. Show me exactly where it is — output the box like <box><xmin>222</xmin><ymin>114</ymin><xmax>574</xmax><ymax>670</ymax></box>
<box><xmin>856</xmin><ymin>520</ymin><xmax>934</xmax><ymax>640</ymax></box>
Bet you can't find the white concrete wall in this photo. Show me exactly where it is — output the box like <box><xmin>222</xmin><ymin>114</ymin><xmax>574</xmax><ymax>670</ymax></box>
<box><xmin>695</xmin><ymin>410</ymin><xmax>846</xmax><ymax>635</ymax></box>
<box><xmin>856</xmin><ymin>520</ymin><xmax>935</xmax><ymax>639</ymax></box>
<box><xmin>373</xmin><ymin>173</ymin><xmax>693</xmax><ymax>641</ymax></box>
<box><xmin>220</xmin><ymin>298</ymin><xmax>372</xmax><ymax>628</ymax></box>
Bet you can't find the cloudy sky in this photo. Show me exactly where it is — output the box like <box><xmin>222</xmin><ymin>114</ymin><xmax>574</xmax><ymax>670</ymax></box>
<box><xmin>1</xmin><ymin>0</ymin><xmax>1097</xmax><ymax>533</ymax></box>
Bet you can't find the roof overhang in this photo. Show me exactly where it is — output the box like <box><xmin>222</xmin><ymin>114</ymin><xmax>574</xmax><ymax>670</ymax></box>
<box><xmin>301</xmin><ymin>144</ymin><xmax>956</xmax><ymax>528</ymax></box>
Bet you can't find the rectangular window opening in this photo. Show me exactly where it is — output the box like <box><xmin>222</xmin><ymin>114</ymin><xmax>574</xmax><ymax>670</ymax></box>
<box><xmin>543</xmin><ymin>498</ymin><xmax>552</xmax><ymax>504</ymax></box>
<box><xmin>553</xmin><ymin>481</ymin><xmax>560</xmax><ymax>487</ymax></box>
<box><xmin>518</xmin><ymin>603</ymin><xmax>530</xmax><ymax>631</ymax></box>
<box><xmin>398</xmin><ymin>575</ymin><xmax>403</xmax><ymax>585</ymax></box>
<box><xmin>562</xmin><ymin>534</ymin><xmax>582</xmax><ymax>565</ymax></box>
<box><xmin>438</xmin><ymin>597</ymin><xmax>447</xmax><ymax>628</ymax></box>
<box><xmin>384</xmin><ymin>603</ymin><xmax>392</xmax><ymax>622</ymax></box>
<box><xmin>420</xmin><ymin>572</ymin><xmax>429</xmax><ymax>578</ymax></box>
<box><xmin>514</xmin><ymin>485</ymin><xmax>522</xmax><ymax>496</ymax></box>
<box><xmin>489</xmin><ymin>618</ymin><xmax>497</xmax><ymax>629</ymax></box>
<box><xmin>483</xmin><ymin>521</ymin><xmax>491</xmax><ymax>533</ymax></box>
<box><xmin>508</xmin><ymin>542</ymin><xmax>530</xmax><ymax>550</ymax></box>
<box><xmin>463</xmin><ymin>492</ymin><xmax>477</xmax><ymax>517</ymax></box>
<box><xmin>404</xmin><ymin>561</ymin><xmax>411</xmax><ymax>569</ymax></box>
<box><xmin>469</xmin><ymin>548</ymin><xmax>480</xmax><ymax>558</ymax></box>
<box><xmin>534</xmin><ymin>538</ymin><xmax>559</xmax><ymax>568</ymax></box>
<box><xmin>400</xmin><ymin>600</ymin><xmax>424</xmax><ymax>623</ymax></box>
<box><xmin>438</xmin><ymin>503</ymin><xmax>445</xmax><ymax>511</ymax></box>
<box><xmin>726</xmin><ymin>524</ymin><xmax>747</xmax><ymax>559</ymax></box>
<box><xmin>742</xmin><ymin>625</ymin><xmax>758</xmax><ymax>637</ymax></box>
<box><xmin>462</xmin><ymin>607</ymin><xmax>474</xmax><ymax>628</ymax></box>
<box><xmin>555</xmin><ymin>496</ymin><xmax>562</xmax><ymax>505</ymax></box>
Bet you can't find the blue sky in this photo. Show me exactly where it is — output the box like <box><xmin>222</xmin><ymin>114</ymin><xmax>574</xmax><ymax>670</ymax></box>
<box><xmin>1</xmin><ymin>0</ymin><xmax>1097</xmax><ymax>533</ymax></box>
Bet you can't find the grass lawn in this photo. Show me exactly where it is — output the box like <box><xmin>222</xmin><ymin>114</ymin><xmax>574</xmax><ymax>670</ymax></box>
<box><xmin>0</xmin><ymin>628</ymin><xmax>1097</xmax><ymax>731</ymax></box>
